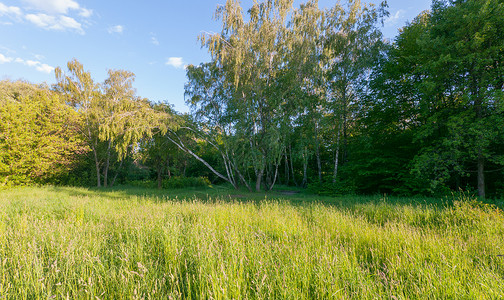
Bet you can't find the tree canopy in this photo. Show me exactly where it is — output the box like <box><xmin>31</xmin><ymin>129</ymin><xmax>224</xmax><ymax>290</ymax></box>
<box><xmin>2</xmin><ymin>0</ymin><xmax>503</xmax><ymax>198</ymax></box>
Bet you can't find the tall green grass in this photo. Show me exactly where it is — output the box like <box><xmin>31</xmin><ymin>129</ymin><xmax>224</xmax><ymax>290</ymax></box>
<box><xmin>0</xmin><ymin>186</ymin><xmax>503</xmax><ymax>299</ymax></box>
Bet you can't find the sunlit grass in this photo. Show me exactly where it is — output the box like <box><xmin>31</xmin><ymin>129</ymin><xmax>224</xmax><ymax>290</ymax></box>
<box><xmin>0</xmin><ymin>186</ymin><xmax>503</xmax><ymax>299</ymax></box>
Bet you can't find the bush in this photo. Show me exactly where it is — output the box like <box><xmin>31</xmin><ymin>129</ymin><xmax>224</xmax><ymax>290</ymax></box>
<box><xmin>162</xmin><ymin>176</ymin><xmax>211</xmax><ymax>189</ymax></box>
<box><xmin>127</xmin><ymin>177</ymin><xmax>211</xmax><ymax>189</ymax></box>
<box><xmin>127</xmin><ymin>180</ymin><xmax>158</xmax><ymax>189</ymax></box>
<box><xmin>308</xmin><ymin>177</ymin><xmax>356</xmax><ymax>196</ymax></box>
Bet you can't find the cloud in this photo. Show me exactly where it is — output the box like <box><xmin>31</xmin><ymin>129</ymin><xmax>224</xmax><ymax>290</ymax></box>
<box><xmin>149</xmin><ymin>33</ymin><xmax>159</xmax><ymax>45</ymax></box>
<box><xmin>0</xmin><ymin>2</ymin><xmax>22</xmax><ymax>22</ymax></box>
<box><xmin>78</xmin><ymin>7</ymin><xmax>92</xmax><ymax>18</ymax></box>
<box><xmin>26</xmin><ymin>13</ymin><xmax>83</xmax><ymax>34</ymax></box>
<box><xmin>108</xmin><ymin>25</ymin><xmax>123</xmax><ymax>34</ymax></box>
<box><xmin>2</xmin><ymin>0</ymin><xmax>92</xmax><ymax>34</ymax></box>
<box><xmin>17</xmin><ymin>57</ymin><xmax>55</xmax><ymax>73</ymax></box>
<box><xmin>0</xmin><ymin>54</ymin><xmax>55</xmax><ymax>73</ymax></box>
<box><xmin>166</xmin><ymin>57</ymin><xmax>185</xmax><ymax>69</ymax></box>
<box><xmin>0</xmin><ymin>2</ymin><xmax>22</xmax><ymax>17</ymax></box>
<box><xmin>35</xmin><ymin>63</ymin><xmax>54</xmax><ymax>73</ymax></box>
<box><xmin>25</xmin><ymin>59</ymin><xmax>39</xmax><ymax>67</ymax></box>
<box><xmin>22</xmin><ymin>0</ymin><xmax>88</xmax><ymax>16</ymax></box>
<box><xmin>385</xmin><ymin>9</ymin><xmax>406</xmax><ymax>27</ymax></box>
<box><xmin>0</xmin><ymin>53</ymin><xmax>13</xmax><ymax>63</ymax></box>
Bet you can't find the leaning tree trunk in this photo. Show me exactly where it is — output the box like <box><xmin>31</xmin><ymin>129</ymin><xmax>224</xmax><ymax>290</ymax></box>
<box><xmin>268</xmin><ymin>163</ymin><xmax>279</xmax><ymax>191</ymax></box>
<box><xmin>165</xmin><ymin>133</ymin><xmax>236</xmax><ymax>188</ymax></box>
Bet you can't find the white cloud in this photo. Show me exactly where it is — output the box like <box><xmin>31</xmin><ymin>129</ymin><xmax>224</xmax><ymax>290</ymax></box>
<box><xmin>108</xmin><ymin>25</ymin><xmax>123</xmax><ymax>34</ymax></box>
<box><xmin>0</xmin><ymin>53</ymin><xmax>13</xmax><ymax>63</ymax></box>
<box><xmin>36</xmin><ymin>63</ymin><xmax>54</xmax><ymax>73</ymax></box>
<box><xmin>0</xmin><ymin>54</ymin><xmax>54</xmax><ymax>73</ymax></box>
<box><xmin>25</xmin><ymin>13</ymin><xmax>52</xmax><ymax>26</ymax></box>
<box><xmin>166</xmin><ymin>57</ymin><xmax>184</xmax><ymax>69</ymax></box>
<box><xmin>385</xmin><ymin>9</ymin><xmax>406</xmax><ymax>27</ymax></box>
<box><xmin>151</xmin><ymin>36</ymin><xmax>159</xmax><ymax>46</ymax></box>
<box><xmin>58</xmin><ymin>15</ymin><xmax>82</xmax><ymax>31</ymax></box>
<box><xmin>25</xmin><ymin>59</ymin><xmax>39</xmax><ymax>67</ymax></box>
<box><xmin>25</xmin><ymin>13</ymin><xmax>83</xmax><ymax>34</ymax></box>
<box><xmin>23</xmin><ymin>0</ymin><xmax>78</xmax><ymax>15</ymax></box>
<box><xmin>0</xmin><ymin>2</ymin><xmax>22</xmax><ymax>17</ymax></box>
<box><xmin>1</xmin><ymin>0</ymin><xmax>91</xmax><ymax>33</ymax></box>
<box><xmin>78</xmin><ymin>7</ymin><xmax>92</xmax><ymax>18</ymax></box>
<box><xmin>15</xmin><ymin>57</ymin><xmax>55</xmax><ymax>73</ymax></box>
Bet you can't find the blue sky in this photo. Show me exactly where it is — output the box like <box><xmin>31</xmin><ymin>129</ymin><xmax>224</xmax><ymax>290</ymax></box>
<box><xmin>0</xmin><ymin>0</ymin><xmax>431</xmax><ymax>112</ymax></box>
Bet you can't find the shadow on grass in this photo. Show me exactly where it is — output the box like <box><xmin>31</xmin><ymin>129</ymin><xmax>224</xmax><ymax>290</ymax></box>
<box><xmin>43</xmin><ymin>184</ymin><xmax>495</xmax><ymax>210</ymax></box>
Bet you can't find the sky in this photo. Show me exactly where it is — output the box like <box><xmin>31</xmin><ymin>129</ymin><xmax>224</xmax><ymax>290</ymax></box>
<box><xmin>0</xmin><ymin>0</ymin><xmax>431</xmax><ymax>112</ymax></box>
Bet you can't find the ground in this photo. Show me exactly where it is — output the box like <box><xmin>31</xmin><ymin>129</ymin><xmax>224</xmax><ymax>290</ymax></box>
<box><xmin>0</xmin><ymin>185</ymin><xmax>503</xmax><ymax>299</ymax></box>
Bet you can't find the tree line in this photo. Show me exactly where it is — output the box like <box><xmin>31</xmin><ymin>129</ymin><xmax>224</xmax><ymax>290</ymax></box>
<box><xmin>1</xmin><ymin>0</ymin><xmax>503</xmax><ymax>198</ymax></box>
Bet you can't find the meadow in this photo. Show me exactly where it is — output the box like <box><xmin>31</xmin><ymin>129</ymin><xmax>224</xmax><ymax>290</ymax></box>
<box><xmin>0</xmin><ymin>186</ymin><xmax>503</xmax><ymax>299</ymax></box>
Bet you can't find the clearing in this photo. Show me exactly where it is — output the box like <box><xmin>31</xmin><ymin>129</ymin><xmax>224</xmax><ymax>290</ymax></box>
<box><xmin>0</xmin><ymin>186</ymin><xmax>503</xmax><ymax>299</ymax></box>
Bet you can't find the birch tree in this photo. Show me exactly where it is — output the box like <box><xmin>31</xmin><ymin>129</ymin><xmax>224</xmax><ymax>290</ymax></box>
<box><xmin>199</xmin><ymin>0</ymin><xmax>294</xmax><ymax>191</ymax></box>
<box><xmin>56</xmin><ymin>59</ymin><xmax>168</xmax><ymax>187</ymax></box>
<box><xmin>323</xmin><ymin>0</ymin><xmax>387</xmax><ymax>182</ymax></box>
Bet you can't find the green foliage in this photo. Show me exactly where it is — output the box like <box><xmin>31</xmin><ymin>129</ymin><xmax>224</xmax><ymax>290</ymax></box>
<box><xmin>162</xmin><ymin>176</ymin><xmax>211</xmax><ymax>189</ymax></box>
<box><xmin>308</xmin><ymin>177</ymin><xmax>356</xmax><ymax>196</ymax></box>
<box><xmin>56</xmin><ymin>59</ymin><xmax>172</xmax><ymax>187</ymax></box>
<box><xmin>129</xmin><ymin>177</ymin><xmax>211</xmax><ymax>189</ymax></box>
<box><xmin>365</xmin><ymin>0</ymin><xmax>504</xmax><ymax>197</ymax></box>
<box><xmin>3</xmin><ymin>0</ymin><xmax>504</xmax><ymax>198</ymax></box>
<box><xmin>0</xmin><ymin>80</ymin><xmax>85</xmax><ymax>187</ymax></box>
<box><xmin>126</xmin><ymin>179</ymin><xmax>158</xmax><ymax>189</ymax></box>
<box><xmin>189</xmin><ymin>0</ymin><xmax>387</xmax><ymax>192</ymax></box>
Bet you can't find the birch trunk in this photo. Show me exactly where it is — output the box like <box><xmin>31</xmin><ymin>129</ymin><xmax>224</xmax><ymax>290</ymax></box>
<box><xmin>256</xmin><ymin>167</ymin><xmax>264</xmax><ymax>192</ymax></box>
<box><xmin>333</xmin><ymin>122</ymin><xmax>342</xmax><ymax>183</ymax></box>
<box><xmin>93</xmin><ymin>147</ymin><xmax>101</xmax><ymax>187</ymax></box>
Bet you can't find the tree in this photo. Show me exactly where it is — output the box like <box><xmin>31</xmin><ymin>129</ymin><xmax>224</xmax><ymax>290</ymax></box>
<box><xmin>406</xmin><ymin>0</ymin><xmax>504</xmax><ymax>198</ymax></box>
<box><xmin>0</xmin><ymin>80</ymin><xmax>84</xmax><ymax>186</ymax></box>
<box><xmin>198</xmin><ymin>0</ymin><xmax>295</xmax><ymax>191</ymax></box>
<box><xmin>426</xmin><ymin>0</ymin><xmax>504</xmax><ymax>198</ymax></box>
<box><xmin>55</xmin><ymin>59</ymin><xmax>104</xmax><ymax>187</ymax></box>
<box><xmin>323</xmin><ymin>0</ymin><xmax>387</xmax><ymax>182</ymax></box>
<box><xmin>366</xmin><ymin>0</ymin><xmax>504</xmax><ymax>197</ymax></box>
<box><xmin>185</xmin><ymin>62</ymin><xmax>248</xmax><ymax>190</ymax></box>
<box><xmin>56</xmin><ymin>59</ymin><xmax>168</xmax><ymax>187</ymax></box>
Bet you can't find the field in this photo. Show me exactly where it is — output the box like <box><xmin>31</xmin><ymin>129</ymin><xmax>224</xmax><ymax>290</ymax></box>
<box><xmin>0</xmin><ymin>186</ymin><xmax>503</xmax><ymax>299</ymax></box>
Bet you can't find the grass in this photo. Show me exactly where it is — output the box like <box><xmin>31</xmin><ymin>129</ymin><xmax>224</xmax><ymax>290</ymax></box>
<box><xmin>0</xmin><ymin>186</ymin><xmax>503</xmax><ymax>299</ymax></box>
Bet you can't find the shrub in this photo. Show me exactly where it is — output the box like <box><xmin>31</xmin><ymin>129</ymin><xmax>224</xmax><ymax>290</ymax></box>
<box><xmin>308</xmin><ymin>177</ymin><xmax>356</xmax><ymax>196</ymax></box>
<box><xmin>162</xmin><ymin>176</ymin><xmax>211</xmax><ymax>189</ymax></box>
<box><xmin>127</xmin><ymin>180</ymin><xmax>157</xmax><ymax>189</ymax></box>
